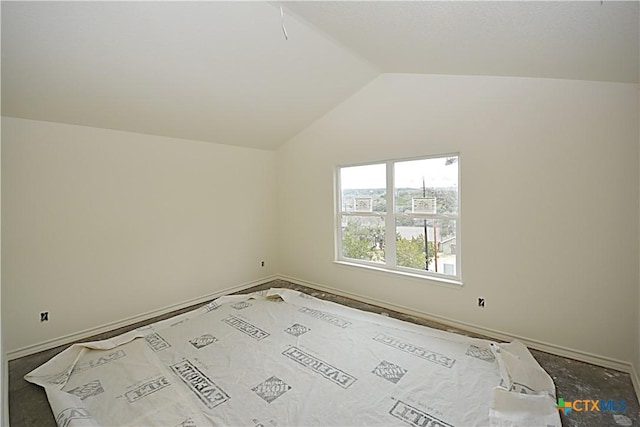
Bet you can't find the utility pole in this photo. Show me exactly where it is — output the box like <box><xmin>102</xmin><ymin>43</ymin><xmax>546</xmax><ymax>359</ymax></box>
<box><xmin>423</xmin><ymin>177</ymin><xmax>429</xmax><ymax>271</ymax></box>
<box><xmin>433</xmin><ymin>219</ymin><xmax>438</xmax><ymax>272</ymax></box>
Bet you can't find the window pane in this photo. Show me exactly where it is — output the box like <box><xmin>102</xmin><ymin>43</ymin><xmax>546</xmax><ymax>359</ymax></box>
<box><xmin>396</xmin><ymin>218</ymin><xmax>457</xmax><ymax>276</ymax></box>
<box><xmin>341</xmin><ymin>216</ymin><xmax>385</xmax><ymax>263</ymax></box>
<box><xmin>340</xmin><ymin>164</ymin><xmax>386</xmax><ymax>212</ymax></box>
<box><xmin>395</xmin><ymin>157</ymin><xmax>458</xmax><ymax>215</ymax></box>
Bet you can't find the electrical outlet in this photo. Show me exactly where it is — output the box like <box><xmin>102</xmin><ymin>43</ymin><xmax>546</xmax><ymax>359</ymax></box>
<box><xmin>261</xmin><ymin>261</ymin><xmax>265</xmax><ymax>267</ymax></box>
<box><xmin>40</xmin><ymin>311</ymin><xmax>49</xmax><ymax>322</ymax></box>
<box><xmin>478</xmin><ymin>298</ymin><xmax>485</xmax><ymax>308</ymax></box>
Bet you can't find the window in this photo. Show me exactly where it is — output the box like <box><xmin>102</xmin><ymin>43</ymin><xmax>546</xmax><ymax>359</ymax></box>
<box><xmin>336</xmin><ymin>154</ymin><xmax>460</xmax><ymax>283</ymax></box>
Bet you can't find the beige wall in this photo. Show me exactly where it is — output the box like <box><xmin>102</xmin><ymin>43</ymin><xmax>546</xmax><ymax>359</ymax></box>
<box><xmin>2</xmin><ymin>74</ymin><xmax>639</xmax><ymax>379</ymax></box>
<box><xmin>1</xmin><ymin>121</ymin><xmax>6</xmax><ymax>426</ymax></box>
<box><xmin>637</xmin><ymin>82</ymin><xmax>640</xmax><ymax>387</ymax></box>
<box><xmin>2</xmin><ymin>117</ymin><xmax>278</xmax><ymax>354</ymax></box>
<box><xmin>277</xmin><ymin>73</ymin><xmax>639</xmax><ymax>366</ymax></box>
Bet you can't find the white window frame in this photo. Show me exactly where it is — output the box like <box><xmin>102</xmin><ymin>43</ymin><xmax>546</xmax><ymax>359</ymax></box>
<box><xmin>335</xmin><ymin>154</ymin><xmax>462</xmax><ymax>285</ymax></box>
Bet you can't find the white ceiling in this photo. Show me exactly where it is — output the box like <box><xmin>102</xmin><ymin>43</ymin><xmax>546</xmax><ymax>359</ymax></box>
<box><xmin>2</xmin><ymin>1</ymin><xmax>638</xmax><ymax>150</ymax></box>
<box><xmin>1</xmin><ymin>1</ymin><xmax>379</xmax><ymax>150</ymax></box>
<box><xmin>285</xmin><ymin>1</ymin><xmax>640</xmax><ymax>84</ymax></box>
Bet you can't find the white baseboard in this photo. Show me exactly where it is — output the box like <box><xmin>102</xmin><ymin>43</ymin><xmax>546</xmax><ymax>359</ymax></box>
<box><xmin>279</xmin><ymin>274</ymin><xmax>638</xmax><ymax>391</ymax></box>
<box><xmin>7</xmin><ymin>275</ymin><xmax>277</xmax><ymax>361</ymax></box>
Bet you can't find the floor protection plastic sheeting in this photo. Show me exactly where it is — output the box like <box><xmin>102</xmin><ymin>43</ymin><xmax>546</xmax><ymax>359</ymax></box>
<box><xmin>25</xmin><ymin>288</ymin><xmax>561</xmax><ymax>426</ymax></box>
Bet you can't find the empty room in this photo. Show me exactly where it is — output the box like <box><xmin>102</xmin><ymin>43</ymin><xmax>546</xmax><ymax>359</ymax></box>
<box><xmin>1</xmin><ymin>1</ymin><xmax>639</xmax><ymax>426</ymax></box>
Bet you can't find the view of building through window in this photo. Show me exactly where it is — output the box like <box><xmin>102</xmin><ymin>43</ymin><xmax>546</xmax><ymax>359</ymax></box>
<box><xmin>338</xmin><ymin>155</ymin><xmax>459</xmax><ymax>280</ymax></box>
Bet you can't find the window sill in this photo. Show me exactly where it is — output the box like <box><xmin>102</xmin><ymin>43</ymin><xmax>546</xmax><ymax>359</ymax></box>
<box><xmin>333</xmin><ymin>260</ymin><xmax>463</xmax><ymax>288</ymax></box>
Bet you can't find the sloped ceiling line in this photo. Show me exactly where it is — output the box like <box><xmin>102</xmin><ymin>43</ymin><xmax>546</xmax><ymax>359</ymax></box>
<box><xmin>2</xmin><ymin>1</ymin><xmax>638</xmax><ymax>150</ymax></box>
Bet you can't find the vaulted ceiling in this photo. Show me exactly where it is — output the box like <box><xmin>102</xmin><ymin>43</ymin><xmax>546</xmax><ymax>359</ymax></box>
<box><xmin>2</xmin><ymin>1</ymin><xmax>638</xmax><ymax>150</ymax></box>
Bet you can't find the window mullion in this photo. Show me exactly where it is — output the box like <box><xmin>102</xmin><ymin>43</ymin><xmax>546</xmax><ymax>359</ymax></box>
<box><xmin>384</xmin><ymin>161</ymin><xmax>396</xmax><ymax>267</ymax></box>
<box><xmin>335</xmin><ymin>168</ymin><xmax>343</xmax><ymax>261</ymax></box>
